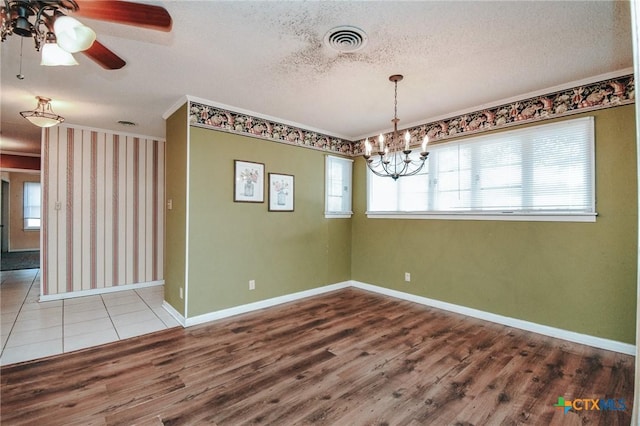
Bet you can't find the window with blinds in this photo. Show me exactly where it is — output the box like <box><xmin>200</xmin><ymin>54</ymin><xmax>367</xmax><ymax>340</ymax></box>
<box><xmin>23</xmin><ymin>181</ymin><xmax>41</xmax><ymax>229</ymax></box>
<box><xmin>325</xmin><ymin>155</ymin><xmax>353</xmax><ymax>218</ymax></box>
<box><xmin>367</xmin><ymin>117</ymin><xmax>596</xmax><ymax>221</ymax></box>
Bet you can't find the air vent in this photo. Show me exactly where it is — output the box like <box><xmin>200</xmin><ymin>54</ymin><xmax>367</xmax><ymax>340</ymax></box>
<box><xmin>324</xmin><ymin>26</ymin><xmax>368</xmax><ymax>53</ymax></box>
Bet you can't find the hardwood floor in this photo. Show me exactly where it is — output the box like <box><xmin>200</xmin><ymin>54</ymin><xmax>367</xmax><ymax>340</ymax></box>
<box><xmin>0</xmin><ymin>288</ymin><xmax>633</xmax><ymax>425</ymax></box>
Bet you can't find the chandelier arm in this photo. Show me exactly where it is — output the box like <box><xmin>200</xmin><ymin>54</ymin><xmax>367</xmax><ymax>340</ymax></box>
<box><xmin>365</xmin><ymin>150</ymin><xmax>429</xmax><ymax>180</ymax></box>
<box><xmin>386</xmin><ymin>157</ymin><xmax>423</xmax><ymax>177</ymax></box>
<box><xmin>400</xmin><ymin>162</ymin><xmax>426</xmax><ymax>177</ymax></box>
<box><xmin>368</xmin><ymin>163</ymin><xmax>400</xmax><ymax>180</ymax></box>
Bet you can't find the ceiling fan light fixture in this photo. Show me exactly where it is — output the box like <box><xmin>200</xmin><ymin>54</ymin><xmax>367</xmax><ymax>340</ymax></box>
<box><xmin>20</xmin><ymin>96</ymin><xmax>65</xmax><ymax>128</ymax></box>
<box><xmin>2</xmin><ymin>0</ymin><xmax>171</xmax><ymax>70</ymax></box>
<box><xmin>54</xmin><ymin>15</ymin><xmax>96</xmax><ymax>53</ymax></box>
<box><xmin>41</xmin><ymin>36</ymin><xmax>79</xmax><ymax>66</ymax></box>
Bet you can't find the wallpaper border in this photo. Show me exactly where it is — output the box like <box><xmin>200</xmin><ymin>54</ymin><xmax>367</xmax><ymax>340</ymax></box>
<box><xmin>188</xmin><ymin>74</ymin><xmax>635</xmax><ymax>156</ymax></box>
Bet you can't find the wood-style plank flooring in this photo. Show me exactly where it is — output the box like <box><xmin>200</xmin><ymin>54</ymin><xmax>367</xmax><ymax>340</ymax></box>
<box><xmin>0</xmin><ymin>288</ymin><xmax>634</xmax><ymax>425</ymax></box>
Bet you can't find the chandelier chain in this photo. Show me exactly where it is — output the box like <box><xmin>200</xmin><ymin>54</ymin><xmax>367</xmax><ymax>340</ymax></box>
<box><xmin>394</xmin><ymin>79</ymin><xmax>398</xmax><ymax>124</ymax></box>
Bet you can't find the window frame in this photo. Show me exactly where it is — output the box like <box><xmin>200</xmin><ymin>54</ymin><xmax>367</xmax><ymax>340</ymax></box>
<box><xmin>366</xmin><ymin>117</ymin><xmax>597</xmax><ymax>223</ymax></box>
<box><xmin>325</xmin><ymin>155</ymin><xmax>354</xmax><ymax>219</ymax></box>
<box><xmin>23</xmin><ymin>181</ymin><xmax>42</xmax><ymax>230</ymax></box>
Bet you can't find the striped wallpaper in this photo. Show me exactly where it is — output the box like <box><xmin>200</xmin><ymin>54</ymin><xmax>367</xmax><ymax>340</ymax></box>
<box><xmin>42</xmin><ymin>125</ymin><xmax>165</xmax><ymax>296</ymax></box>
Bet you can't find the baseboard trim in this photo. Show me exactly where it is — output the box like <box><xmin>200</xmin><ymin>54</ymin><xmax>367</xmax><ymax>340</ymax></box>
<box><xmin>167</xmin><ymin>280</ymin><xmax>634</xmax><ymax>355</ymax></box>
<box><xmin>162</xmin><ymin>301</ymin><xmax>186</xmax><ymax>327</ymax></box>
<box><xmin>350</xmin><ymin>280</ymin><xmax>635</xmax><ymax>356</ymax></box>
<box><xmin>39</xmin><ymin>280</ymin><xmax>165</xmax><ymax>302</ymax></box>
<box><xmin>183</xmin><ymin>281</ymin><xmax>351</xmax><ymax>327</ymax></box>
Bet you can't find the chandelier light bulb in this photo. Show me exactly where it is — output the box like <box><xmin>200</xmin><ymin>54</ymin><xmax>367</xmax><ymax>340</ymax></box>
<box><xmin>404</xmin><ymin>131</ymin><xmax>411</xmax><ymax>151</ymax></box>
<box><xmin>364</xmin><ymin>138</ymin><xmax>372</xmax><ymax>156</ymax></box>
<box><xmin>422</xmin><ymin>135</ymin><xmax>429</xmax><ymax>153</ymax></box>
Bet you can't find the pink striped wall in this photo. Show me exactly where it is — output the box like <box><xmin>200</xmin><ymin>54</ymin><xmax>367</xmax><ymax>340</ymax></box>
<box><xmin>41</xmin><ymin>125</ymin><xmax>165</xmax><ymax>296</ymax></box>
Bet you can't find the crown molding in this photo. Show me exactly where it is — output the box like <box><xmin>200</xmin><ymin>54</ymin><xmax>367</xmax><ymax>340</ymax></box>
<box><xmin>49</xmin><ymin>123</ymin><xmax>165</xmax><ymax>142</ymax></box>
<box><xmin>173</xmin><ymin>70</ymin><xmax>635</xmax><ymax>157</ymax></box>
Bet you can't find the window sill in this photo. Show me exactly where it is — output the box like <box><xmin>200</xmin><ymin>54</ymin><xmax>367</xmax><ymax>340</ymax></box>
<box><xmin>365</xmin><ymin>211</ymin><xmax>597</xmax><ymax>222</ymax></box>
<box><xmin>325</xmin><ymin>212</ymin><xmax>353</xmax><ymax>219</ymax></box>
<box><xmin>23</xmin><ymin>227</ymin><xmax>41</xmax><ymax>231</ymax></box>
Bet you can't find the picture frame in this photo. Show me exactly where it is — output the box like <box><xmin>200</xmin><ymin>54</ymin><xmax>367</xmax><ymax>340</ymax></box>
<box><xmin>268</xmin><ymin>173</ymin><xmax>294</xmax><ymax>212</ymax></box>
<box><xmin>234</xmin><ymin>160</ymin><xmax>265</xmax><ymax>203</ymax></box>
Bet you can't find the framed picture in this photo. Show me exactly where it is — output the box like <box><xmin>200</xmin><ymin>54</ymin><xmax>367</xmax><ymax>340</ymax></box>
<box><xmin>234</xmin><ymin>160</ymin><xmax>265</xmax><ymax>203</ymax></box>
<box><xmin>268</xmin><ymin>173</ymin><xmax>294</xmax><ymax>212</ymax></box>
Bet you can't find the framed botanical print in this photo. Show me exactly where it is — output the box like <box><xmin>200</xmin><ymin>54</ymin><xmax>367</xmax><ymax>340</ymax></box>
<box><xmin>234</xmin><ymin>160</ymin><xmax>265</xmax><ymax>203</ymax></box>
<box><xmin>268</xmin><ymin>173</ymin><xmax>294</xmax><ymax>212</ymax></box>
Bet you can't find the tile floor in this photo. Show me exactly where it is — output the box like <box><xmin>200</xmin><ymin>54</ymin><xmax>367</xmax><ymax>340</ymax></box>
<box><xmin>1</xmin><ymin>268</ymin><xmax>180</xmax><ymax>366</ymax></box>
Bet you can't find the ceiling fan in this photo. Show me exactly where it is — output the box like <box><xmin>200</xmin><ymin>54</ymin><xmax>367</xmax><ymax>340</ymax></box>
<box><xmin>0</xmin><ymin>0</ymin><xmax>172</xmax><ymax>70</ymax></box>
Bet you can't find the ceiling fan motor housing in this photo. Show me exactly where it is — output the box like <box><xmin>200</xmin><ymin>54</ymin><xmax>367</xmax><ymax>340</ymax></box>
<box><xmin>12</xmin><ymin>4</ymin><xmax>34</xmax><ymax>37</ymax></box>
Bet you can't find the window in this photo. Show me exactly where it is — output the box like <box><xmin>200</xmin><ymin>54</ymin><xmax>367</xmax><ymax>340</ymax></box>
<box><xmin>325</xmin><ymin>155</ymin><xmax>353</xmax><ymax>218</ymax></box>
<box><xmin>367</xmin><ymin>117</ymin><xmax>595</xmax><ymax>222</ymax></box>
<box><xmin>23</xmin><ymin>182</ymin><xmax>41</xmax><ymax>230</ymax></box>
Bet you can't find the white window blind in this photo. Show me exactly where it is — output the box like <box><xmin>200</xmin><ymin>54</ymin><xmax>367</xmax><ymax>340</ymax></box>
<box><xmin>367</xmin><ymin>117</ymin><xmax>595</xmax><ymax>220</ymax></box>
<box><xmin>23</xmin><ymin>181</ymin><xmax>41</xmax><ymax>229</ymax></box>
<box><xmin>325</xmin><ymin>155</ymin><xmax>353</xmax><ymax>218</ymax></box>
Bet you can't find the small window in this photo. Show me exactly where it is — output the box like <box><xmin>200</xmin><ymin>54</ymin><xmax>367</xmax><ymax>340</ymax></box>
<box><xmin>23</xmin><ymin>182</ymin><xmax>41</xmax><ymax>230</ymax></box>
<box><xmin>325</xmin><ymin>155</ymin><xmax>353</xmax><ymax>218</ymax></box>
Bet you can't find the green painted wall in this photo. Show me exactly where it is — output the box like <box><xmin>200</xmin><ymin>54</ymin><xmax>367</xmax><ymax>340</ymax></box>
<box><xmin>351</xmin><ymin>105</ymin><xmax>638</xmax><ymax>344</ymax></box>
<box><xmin>165</xmin><ymin>102</ymin><xmax>636</xmax><ymax>344</ymax></box>
<box><xmin>186</xmin><ymin>127</ymin><xmax>351</xmax><ymax>317</ymax></box>
<box><xmin>164</xmin><ymin>104</ymin><xmax>188</xmax><ymax>315</ymax></box>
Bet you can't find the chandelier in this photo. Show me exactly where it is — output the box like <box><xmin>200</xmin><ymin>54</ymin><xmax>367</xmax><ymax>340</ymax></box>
<box><xmin>1</xmin><ymin>0</ymin><xmax>96</xmax><ymax>66</ymax></box>
<box><xmin>363</xmin><ymin>75</ymin><xmax>430</xmax><ymax>180</ymax></box>
<box><xmin>20</xmin><ymin>96</ymin><xmax>64</xmax><ymax>127</ymax></box>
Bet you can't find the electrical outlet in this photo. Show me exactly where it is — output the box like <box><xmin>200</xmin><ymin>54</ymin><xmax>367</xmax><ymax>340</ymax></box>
<box><xmin>167</xmin><ymin>199</ymin><xmax>173</xmax><ymax>210</ymax></box>
<box><xmin>179</xmin><ymin>287</ymin><xmax>184</xmax><ymax>299</ymax></box>
<box><xmin>404</xmin><ymin>272</ymin><xmax>411</xmax><ymax>282</ymax></box>
<box><xmin>249</xmin><ymin>280</ymin><xmax>255</xmax><ymax>290</ymax></box>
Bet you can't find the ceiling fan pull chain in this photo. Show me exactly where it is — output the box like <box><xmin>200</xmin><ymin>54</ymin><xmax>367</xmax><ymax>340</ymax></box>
<box><xmin>16</xmin><ymin>36</ymin><xmax>24</xmax><ymax>80</ymax></box>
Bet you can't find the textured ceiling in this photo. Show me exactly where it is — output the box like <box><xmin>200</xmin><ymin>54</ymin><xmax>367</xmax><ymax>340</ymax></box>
<box><xmin>0</xmin><ymin>1</ymin><xmax>634</xmax><ymax>156</ymax></box>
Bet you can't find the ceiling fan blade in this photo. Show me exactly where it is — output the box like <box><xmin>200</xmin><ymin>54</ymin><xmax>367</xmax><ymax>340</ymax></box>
<box><xmin>74</xmin><ymin>1</ymin><xmax>172</xmax><ymax>31</ymax></box>
<box><xmin>83</xmin><ymin>40</ymin><xmax>126</xmax><ymax>70</ymax></box>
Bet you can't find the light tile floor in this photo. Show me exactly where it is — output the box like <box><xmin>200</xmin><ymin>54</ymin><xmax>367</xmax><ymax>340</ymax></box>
<box><xmin>1</xmin><ymin>268</ymin><xmax>180</xmax><ymax>366</ymax></box>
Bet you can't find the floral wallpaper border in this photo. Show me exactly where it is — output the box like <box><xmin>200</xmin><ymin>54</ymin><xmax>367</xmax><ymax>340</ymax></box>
<box><xmin>354</xmin><ymin>74</ymin><xmax>635</xmax><ymax>155</ymax></box>
<box><xmin>189</xmin><ymin>74</ymin><xmax>634</xmax><ymax>156</ymax></box>
<box><xmin>189</xmin><ymin>103</ymin><xmax>352</xmax><ymax>154</ymax></box>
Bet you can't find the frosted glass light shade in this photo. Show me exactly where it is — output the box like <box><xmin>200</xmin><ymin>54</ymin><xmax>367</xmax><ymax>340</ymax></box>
<box><xmin>54</xmin><ymin>16</ymin><xmax>96</xmax><ymax>53</ymax></box>
<box><xmin>41</xmin><ymin>43</ymin><xmax>79</xmax><ymax>66</ymax></box>
<box><xmin>20</xmin><ymin>97</ymin><xmax>65</xmax><ymax>128</ymax></box>
<box><xmin>23</xmin><ymin>115</ymin><xmax>63</xmax><ymax>128</ymax></box>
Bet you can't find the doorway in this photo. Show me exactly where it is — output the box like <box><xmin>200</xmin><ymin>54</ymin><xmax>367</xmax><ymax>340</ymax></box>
<box><xmin>1</xmin><ymin>179</ymin><xmax>8</xmax><ymax>253</ymax></box>
<box><xmin>0</xmin><ymin>173</ymin><xmax>41</xmax><ymax>271</ymax></box>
